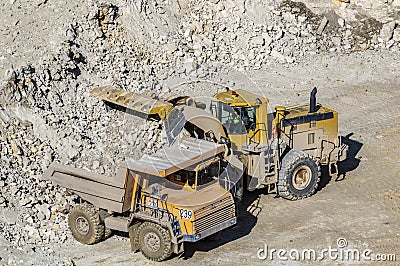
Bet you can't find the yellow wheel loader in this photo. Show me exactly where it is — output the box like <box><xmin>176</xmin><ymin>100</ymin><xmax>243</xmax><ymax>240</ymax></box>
<box><xmin>212</xmin><ymin>87</ymin><xmax>348</xmax><ymax>199</ymax></box>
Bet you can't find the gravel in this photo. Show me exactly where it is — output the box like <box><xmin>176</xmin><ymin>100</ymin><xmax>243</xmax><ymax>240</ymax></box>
<box><xmin>0</xmin><ymin>0</ymin><xmax>399</xmax><ymax>264</ymax></box>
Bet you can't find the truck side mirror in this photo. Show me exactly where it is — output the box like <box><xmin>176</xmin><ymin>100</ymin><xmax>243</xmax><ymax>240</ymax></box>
<box><xmin>161</xmin><ymin>194</ymin><xmax>168</xmax><ymax>201</ymax></box>
<box><xmin>152</xmin><ymin>185</ymin><xmax>160</xmax><ymax>196</ymax></box>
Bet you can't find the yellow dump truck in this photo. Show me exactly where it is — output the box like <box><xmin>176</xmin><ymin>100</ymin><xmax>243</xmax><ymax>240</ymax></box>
<box><xmin>44</xmin><ymin>136</ymin><xmax>240</xmax><ymax>261</ymax></box>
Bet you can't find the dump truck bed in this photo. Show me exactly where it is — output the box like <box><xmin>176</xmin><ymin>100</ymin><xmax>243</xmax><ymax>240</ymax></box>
<box><xmin>43</xmin><ymin>163</ymin><xmax>133</xmax><ymax>213</ymax></box>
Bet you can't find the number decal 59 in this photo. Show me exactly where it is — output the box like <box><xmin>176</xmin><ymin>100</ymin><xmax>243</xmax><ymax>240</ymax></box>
<box><xmin>179</xmin><ymin>209</ymin><xmax>193</xmax><ymax>219</ymax></box>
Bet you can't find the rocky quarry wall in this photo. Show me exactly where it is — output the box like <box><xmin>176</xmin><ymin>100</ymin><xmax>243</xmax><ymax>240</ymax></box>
<box><xmin>0</xmin><ymin>0</ymin><xmax>399</xmax><ymax>264</ymax></box>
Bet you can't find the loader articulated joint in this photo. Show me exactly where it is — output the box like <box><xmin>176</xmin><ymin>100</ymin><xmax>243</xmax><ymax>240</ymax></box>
<box><xmin>309</xmin><ymin>87</ymin><xmax>317</xmax><ymax>113</ymax></box>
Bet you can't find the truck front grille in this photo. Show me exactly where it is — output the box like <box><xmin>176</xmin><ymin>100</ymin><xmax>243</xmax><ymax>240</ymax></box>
<box><xmin>193</xmin><ymin>194</ymin><xmax>235</xmax><ymax>233</ymax></box>
<box><xmin>194</xmin><ymin>194</ymin><xmax>233</xmax><ymax>219</ymax></box>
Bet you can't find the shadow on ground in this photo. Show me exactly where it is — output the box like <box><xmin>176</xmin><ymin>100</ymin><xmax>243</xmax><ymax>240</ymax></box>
<box><xmin>318</xmin><ymin>133</ymin><xmax>363</xmax><ymax>191</ymax></box>
<box><xmin>180</xmin><ymin>188</ymin><xmax>265</xmax><ymax>260</ymax></box>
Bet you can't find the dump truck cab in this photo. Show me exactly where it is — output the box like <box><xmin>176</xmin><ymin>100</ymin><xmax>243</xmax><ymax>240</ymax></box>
<box><xmin>126</xmin><ymin>137</ymin><xmax>241</xmax><ymax>251</ymax></box>
<box><xmin>132</xmin><ymin>168</ymin><xmax>236</xmax><ymax>247</ymax></box>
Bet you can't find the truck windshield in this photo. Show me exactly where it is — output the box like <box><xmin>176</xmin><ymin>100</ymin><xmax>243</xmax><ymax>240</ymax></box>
<box><xmin>197</xmin><ymin>161</ymin><xmax>219</xmax><ymax>187</ymax></box>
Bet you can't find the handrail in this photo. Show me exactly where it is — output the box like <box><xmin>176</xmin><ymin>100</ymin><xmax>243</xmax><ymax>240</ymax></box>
<box><xmin>247</xmin><ymin>122</ymin><xmax>268</xmax><ymax>146</ymax></box>
<box><xmin>321</xmin><ymin>139</ymin><xmax>336</xmax><ymax>163</ymax></box>
<box><xmin>279</xmin><ymin>119</ymin><xmax>294</xmax><ymax>149</ymax></box>
<box><xmin>137</xmin><ymin>192</ymin><xmax>175</xmax><ymax>222</ymax></box>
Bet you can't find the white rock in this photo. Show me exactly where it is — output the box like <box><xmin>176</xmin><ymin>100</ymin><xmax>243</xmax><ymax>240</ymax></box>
<box><xmin>338</xmin><ymin>18</ymin><xmax>345</xmax><ymax>27</ymax></box>
<box><xmin>203</xmin><ymin>37</ymin><xmax>213</xmax><ymax>47</ymax></box>
<box><xmin>262</xmin><ymin>33</ymin><xmax>273</xmax><ymax>47</ymax></box>
<box><xmin>288</xmin><ymin>27</ymin><xmax>299</xmax><ymax>36</ymax></box>
<box><xmin>35</xmin><ymin>204</ymin><xmax>51</xmax><ymax>220</ymax></box>
<box><xmin>92</xmin><ymin>160</ymin><xmax>100</xmax><ymax>170</ymax></box>
<box><xmin>25</xmin><ymin>225</ymin><xmax>39</xmax><ymax>237</ymax></box>
<box><xmin>393</xmin><ymin>28</ymin><xmax>400</xmax><ymax>42</ymax></box>
<box><xmin>275</xmin><ymin>29</ymin><xmax>284</xmax><ymax>41</ymax></box>
<box><xmin>251</xmin><ymin>36</ymin><xmax>264</xmax><ymax>46</ymax></box>
<box><xmin>175</xmin><ymin>50</ymin><xmax>184</xmax><ymax>57</ymax></box>
<box><xmin>317</xmin><ymin>17</ymin><xmax>329</xmax><ymax>35</ymax></box>
<box><xmin>270</xmin><ymin>49</ymin><xmax>286</xmax><ymax>62</ymax></box>
<box><xmin>380</xmin><ymin>21</ymin><xmax>397</xmax><ymax>42</ymax></box>
<box><xmin>184</xmin><ymin>58</ymin><xmax>197</xmax><ymax>73</ymax></box>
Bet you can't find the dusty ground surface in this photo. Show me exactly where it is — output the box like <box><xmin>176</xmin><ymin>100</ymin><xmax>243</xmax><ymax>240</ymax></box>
<box><xmin>0</xmin><ymin>0</ymin><xmax>399</xmax><ymax>265</ymax></box>
<box><xmin>45</xmin><ymin>50</ymin><xmax>400</xmax><ymax>265</ymax></box>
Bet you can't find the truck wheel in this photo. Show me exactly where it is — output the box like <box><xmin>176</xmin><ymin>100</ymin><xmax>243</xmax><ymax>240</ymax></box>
<box><xmin>138</xmin><ymin>222</ymin><xmax>172</xmax><ymax>262</ymax></box>
<box><xmin>68</xmin><ymin>204</ymin><xmax>105</xmax><ymax>245</ymax></box>
<box><xmin>278</xmin><ymin>150</ymin><xmax>320</xmax><ymax>200</ymax></box>
<box><xmin>104</xmin><ymin>227</ymin><xmax>113</xmax><ymax>239</ymax></box>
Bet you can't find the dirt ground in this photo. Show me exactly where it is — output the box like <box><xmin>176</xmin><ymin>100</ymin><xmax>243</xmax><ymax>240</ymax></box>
<box><xmin>1</xmin><ymin>0</ymin><xmax>399</xmax><ymax>264</ymax></box>
<box><xmin>48</xmin><ymin>49</ymin><xmax>400</xmax><ymax>265</ymax></box>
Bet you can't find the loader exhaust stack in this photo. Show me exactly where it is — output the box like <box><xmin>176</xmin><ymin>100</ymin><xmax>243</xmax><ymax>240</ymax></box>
<box><xmin>309</xmin><ymin>87</ymin><xmax>317</xmax><ymax>113</ymax></box>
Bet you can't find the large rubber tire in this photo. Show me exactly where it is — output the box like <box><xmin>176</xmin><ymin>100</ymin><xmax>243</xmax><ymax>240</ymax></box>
<box><xmin>68</xmin><ymin>204</ymin><xmax>105</xmax><ymax>245</ymax></box>
<box><xmin>138</xmin><ymin>222</ymin><xmax>172</xmax><ymax>262</ymax></box>
<box><xmin>104</xmin><ymin>227</ymin><xmax>113</xmax><ymax>239</ymax></box>
<box><xmin>278</xmin><ymin>150</ymin><xmax>320</xmax><ymax>200</ymax></box>
<box><xmin>98</xmin><ymin>209</ymin><xmax>112</xmax><ymax>240</ymax></box>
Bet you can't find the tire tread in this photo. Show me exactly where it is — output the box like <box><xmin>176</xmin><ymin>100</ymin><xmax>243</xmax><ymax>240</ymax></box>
<box><xmin>68</xmin><ymin>203</ymin><xmax>104</xmax><ymax>245</ymax></box>
<box><xmin>138</xmin><ymin>221</ymin><xmax>172</xmax><ymax>262</ymax></box>
<box><xmin>277</xmin><ymin>150</ymin><xmax>320</xmax><ymax>200</ymax></box>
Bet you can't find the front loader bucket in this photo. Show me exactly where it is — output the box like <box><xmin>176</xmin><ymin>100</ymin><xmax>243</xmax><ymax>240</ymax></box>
<box><xmin>91</xmin><ymin>86</ymin><xmax>173</xmax><ymax>120</ymax></box>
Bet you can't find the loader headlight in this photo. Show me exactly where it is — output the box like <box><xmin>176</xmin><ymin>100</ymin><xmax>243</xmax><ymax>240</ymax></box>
<box><xmin>195</xmin><ymin>234</ymin><xmax>201</xmax><ymax>240</ymax></box>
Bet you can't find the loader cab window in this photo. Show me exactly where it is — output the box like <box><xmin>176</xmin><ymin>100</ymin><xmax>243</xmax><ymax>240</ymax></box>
<box><xmin>211</xmin><ymin>101</ymin><xmax>246</xmax><ymax>135</ymax></box>
<box><xmin>233</xmin><ymin>106</ymin><xmax>256</xmax><ymax>132</ymax></box>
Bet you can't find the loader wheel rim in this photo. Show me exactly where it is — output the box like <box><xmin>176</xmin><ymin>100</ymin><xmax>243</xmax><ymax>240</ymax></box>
<box><xmin>144</xmin><ymin>232</ymin><xmax>161</xmax><ymax>252</ymax></box>
<box><xmin>75</xmin><ymin>216</ymin><xmax>90</xmax><ymax>235</ymax></box>
<box><xmin>292</xmin><ymin>165</ymin><xmax>312</xmax><ymax>190</ymax></box>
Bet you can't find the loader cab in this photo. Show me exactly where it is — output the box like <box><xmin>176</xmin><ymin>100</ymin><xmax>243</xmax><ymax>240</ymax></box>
<box><xmin>213</xmin><ymin>89</ymin><xmax>269</xmax><ymax>150</ymax></box>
